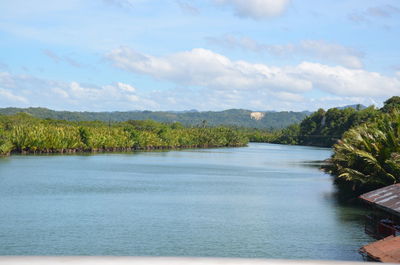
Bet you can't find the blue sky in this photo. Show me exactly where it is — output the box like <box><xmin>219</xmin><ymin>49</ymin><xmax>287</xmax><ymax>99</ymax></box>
<box><xmin>0</xmin><ymin>0</ymin><xmax>399</xmax><ymax>111</ymax></box>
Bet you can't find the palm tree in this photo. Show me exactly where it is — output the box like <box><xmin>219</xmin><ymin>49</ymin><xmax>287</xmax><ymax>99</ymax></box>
<box><xmin>330</xmin><ymin>112</ymin><xmax>400</xmax><ymax>193</ymax></box>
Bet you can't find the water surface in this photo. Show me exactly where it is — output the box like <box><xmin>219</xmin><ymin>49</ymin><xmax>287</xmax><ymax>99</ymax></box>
<box><xmin>0</xmin><ymin>143</ymin><xmax>372</xmax><ymax>260</ymax></box>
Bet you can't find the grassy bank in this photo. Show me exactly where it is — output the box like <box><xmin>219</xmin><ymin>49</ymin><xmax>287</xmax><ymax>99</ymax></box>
<box><xmin>0</xmin><ymin>113</ymin><xmax>248</xmax><ymax>156</ymax></box>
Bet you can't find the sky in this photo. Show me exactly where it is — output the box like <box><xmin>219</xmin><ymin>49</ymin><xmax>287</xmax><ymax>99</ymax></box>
<box><xmin>0</xmin><ymin>0</ymin><xmax>399</xmax><ymax>112</ymax></box>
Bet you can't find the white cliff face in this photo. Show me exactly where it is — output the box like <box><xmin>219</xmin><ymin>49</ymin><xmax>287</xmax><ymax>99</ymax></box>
<box><xmin>250</xmin><ymin>112</ymin><xmax>265</xmax><ymax>120</ymax></box>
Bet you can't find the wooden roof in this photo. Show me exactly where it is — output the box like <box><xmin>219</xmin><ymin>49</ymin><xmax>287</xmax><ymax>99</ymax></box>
<box><xmin>359</xmin><ymin>184</ymin><xmax>400</xmax><ymax>217</ymax></box>
<box><xmin>360</xmin><ymin>236</ymin><xmax>400</xmax><ymax>263</ymax></box>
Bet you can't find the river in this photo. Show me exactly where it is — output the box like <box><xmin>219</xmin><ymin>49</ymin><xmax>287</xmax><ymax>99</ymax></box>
<box><xmin>0</xmin><ymin>143</ymin><xmax>372</xmax><ymax>260</ymax></box>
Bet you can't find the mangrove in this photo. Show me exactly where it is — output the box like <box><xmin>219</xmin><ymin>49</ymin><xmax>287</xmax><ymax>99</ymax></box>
<box><xmin>0</xmin><ymin>113</ymin><xmax>248</xmax><ymax>156</ymax></box>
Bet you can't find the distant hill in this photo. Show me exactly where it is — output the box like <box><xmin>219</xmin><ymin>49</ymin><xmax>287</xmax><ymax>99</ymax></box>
<box><xmin>0</xmin><ymin>107</ymin><xmax>311</xmax><ymax>129</ymax></box>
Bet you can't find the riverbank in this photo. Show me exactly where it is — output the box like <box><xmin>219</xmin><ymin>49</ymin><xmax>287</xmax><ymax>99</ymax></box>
<box><xmin>3</xmin><ymin>143</ymin><xmax>247</xmax><ymax>156</ymax></box>
<box><xmin>0</xmin><ymin>113</ymin><xmax>248</xmax><ymax>156</ymax></box>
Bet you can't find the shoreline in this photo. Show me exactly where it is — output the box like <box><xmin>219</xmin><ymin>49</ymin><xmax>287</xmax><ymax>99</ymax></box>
<box><xmin>1</xmin><ymin>144</ymin><xmax>248</xmax><ymax>157</ymax></box>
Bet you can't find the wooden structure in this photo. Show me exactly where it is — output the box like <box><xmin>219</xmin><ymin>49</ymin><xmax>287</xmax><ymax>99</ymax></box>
<box><xmin>359</xmin><ymin>184</ymin><xmax>400</xmax><ymax>239</ymax></box>
<box><xmin>359</xmin><ymin>184</ymin><xmax>400</xmax><ymax>262</ymax></box>
<box><xmin>360</xmin><ymin>184</ymin><xmax>400</xmax><ymax>217</ymax></box>
<box><xmin>359</xmin><ymin>235</ymin><xmax>400</xmax><ymax>262</ymax></box>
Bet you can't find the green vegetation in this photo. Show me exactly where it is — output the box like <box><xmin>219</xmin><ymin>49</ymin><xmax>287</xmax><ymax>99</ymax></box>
<box><xmin>0</xmin><ymin>107</ymin><xmax>309</xmax><ymax>129</ymax></box>
<box><xmin>238</xmin><ymin>128</ymin><xmax>276</xmax><ymax>142</ymax></box>
<box><xmin>330</xmin><ymin>115</ymin><xmax>400</xmax><ymax>196</ymax></box>
<box><xmin>241</xmin><ymin>104</ymin><xmax>378</xmax><ymax>148</ymax></box>
<box><xmin>296</xmin><ymin>106</ymin><xmax>379</xmax><ymax>147</ymax></box>
<box><xmin>326</xmin><ymin>101</ymin><xmax>400</xmax><ymax>196</ymax></box>
<box><xmin>272</xmin><ymin>124</ymin><xmax>301</xmax><ymax>145</ymax></box>
<box><xmin>381</xmin><ymin>96</ymin><xmax>400</xmax><ymax>113</ymax></box>
<box><xmin>292</xmin><ymin>96</ymin><xmax>399</xmax><ymax>197</ymax></box>
<box><xmin>241</xmin><ymin>125</ymin><xmax>301</xmax><ymax>145</ymax></box>
<box><xmin>244</xmin><ymin>105</ymin><xmax>378</xmax><ymax>148</ymax></box>
<box><xmin>0</xmin><ymin>113</ymin><xmax>248</xmax><ymax>156</ymax></box>
<box><xmin>241</xmin><ymin>106</ymin><xmax>378</xmax><ymax>147</ymax></box>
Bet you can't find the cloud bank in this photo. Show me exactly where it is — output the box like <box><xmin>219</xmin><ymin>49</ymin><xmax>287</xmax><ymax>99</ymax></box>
<box><xmin>1</xmin><ymin>47</ymin><xmax>399</xmax><ymax>112</ymax></box>
<box><xmin>0</xmin><ymin>71</ymin><xmax>156</xmax><ymax>111</ymax></box>
<box><xmin>107</xmin><ymin>47</ymin><xmax>399</xmax><ymax>98</ymax></box>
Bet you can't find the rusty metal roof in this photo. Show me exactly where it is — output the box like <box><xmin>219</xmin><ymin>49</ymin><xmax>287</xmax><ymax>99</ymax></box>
<box><xmin>360</xmin><ymin>235</ymin><xmax>400</xmax><ymax>263</ymax></box>
<box><xmin>359</xmin><ymin>184</ymin><xmax>400</xmax><ymax>217</ymax></box>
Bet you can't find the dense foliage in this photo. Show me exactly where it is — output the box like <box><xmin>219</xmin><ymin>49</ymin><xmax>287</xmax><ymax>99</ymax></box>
<box><xmin>328</xmin><ymin>111</ymin><xmax>400</xmax><ymax>195</ymax></box>
<box><xmin>297</xmin><ymin>106</ymin><xmax>379</xmax><ymax>147</ymax></box>
<box><xmin>272</xmin><ymin>124</ymin><xmax>301</xmax><ymax>145</ymax></box>
<box><xmin>243</xmin><ymin>105</ymin><xmax>379</xmax><ymax>147</ymax></box>
<box><xmin>0</xmin><ymin>107</ymin><xmax>309</xmax><ymax>129</ymax></box>
<box><xmin>310</xmin><ymin>96</ymin><xmax>400</xmax><ymax>197</ymax></box>
<box><xmin>381</xmin><ymin>96</ymin><xmax>400</xmax><ymax>113</ymax></box>
<box><xmin>0</xmin><ymin>113</ymin><xmax>248</xmax><ymax>156</ymax></box>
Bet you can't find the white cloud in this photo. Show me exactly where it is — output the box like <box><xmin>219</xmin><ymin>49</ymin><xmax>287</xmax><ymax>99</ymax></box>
<box><xmin>293</xmin><ymin>62</ymin><xmax>400</xmax><ymax>97</ymax></box>
<box><xmin>273</xmin><ymin>91</ymin><xmax>304</xmax><ymax>102</ymax></box>
<box><xmin>0</xmin><ymin>88</ymin><xmax>28</xmax><ymax>104</ymax></box>
<box><xmin>214</xmin><ymin>0</ymin><xmax>290</xmax><ymax>19</ymax></box>
<box><xmin>0</xmin><ymin>71</ymin><xmax>156</xmax><ymax>111</ymax></box>
<box><xmin>107</xmin><ymin>47</ymin><xmax>312</xmax><ymax>93</ymax></box>
<box><xmin>67</xmin><ymin>81</ymin><xmax>146</xmax><ymax>104</ymax></box>
<box><xmin>2</xmin><ymin>44</ymin><xmax>400</xmax><ymax>112</ymax></box>
<box><xmin>116</xmin><ymin>82</ymin><xmax>136</xmax><ymax>92</ymax></box>
<box><xmin>299</xmin><ymin>40</ymin><xmax>363</xmax><ymax>69</ymax></box>
<box><xmin>126</xmin><ymin>94</ymin><xmax>140</xmax><ymax>102</ymax></box>
<box><xmin>52</xmin><ymin>87</ymin><xmax>69</xmax><ymax>98</ymax></box>
<box><xmin>104</xmin><ymin>46</ymin><xmax>400</xmax><ymax>110</ymax></box>
<box><xmin>107</xmin><ymin>47</ymin><xmax>400</xmax><ymax>99</ymax></box>
<box><xmin>207</xmin><ymin>35</ymin><xmax>364</xmax><ymax>68</ymax></box>
<box><xmin>69</xmin><ymin>81</ymin><xmax>100</xmax><ymax>99</ymax></box>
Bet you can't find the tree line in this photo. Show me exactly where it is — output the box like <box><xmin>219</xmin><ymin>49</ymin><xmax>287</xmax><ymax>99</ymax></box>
<box><xmin>327</xmin><ymin>97</ymin><xmax>400</xmax><ymax>197</ymax></box>
<box><xmin>0</xmin><ymin>113</ymin><xmax>248</xmax><ymax>156</ymax></box>
<box><xmin>245</xmin><ymin>104</ymin><xmax>379</xmax><ymax>147</ymax></box>
<box><xmin>0</xmin><ymin>107</ymin><xmax>309</xmax><ymax>129</ymax></box>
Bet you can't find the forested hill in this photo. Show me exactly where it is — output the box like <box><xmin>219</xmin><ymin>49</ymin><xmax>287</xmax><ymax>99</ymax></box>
<box><xmin>0</xmin><ymin>107</ymin><xmax>310</xmax><ymax>129</ymax></box>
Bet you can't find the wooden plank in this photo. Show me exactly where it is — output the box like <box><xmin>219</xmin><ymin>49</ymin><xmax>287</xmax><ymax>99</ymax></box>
<box><xmin>360</xmin><ymin>236</ymin><xmax>400</xmax><ymax>263</ymax></box>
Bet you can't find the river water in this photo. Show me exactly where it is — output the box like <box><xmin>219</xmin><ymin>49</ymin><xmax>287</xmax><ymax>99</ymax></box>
<box><xmin>0</xmin><ymin>143</ymin><xmax>372</xmax><ymax>260</ymax></box>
